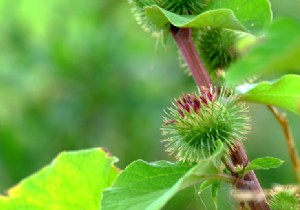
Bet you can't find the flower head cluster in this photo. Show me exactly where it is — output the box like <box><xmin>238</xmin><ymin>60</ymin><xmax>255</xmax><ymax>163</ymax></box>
<box><xmin>268</xmin><ymin>185</ymin><xmax>300</xmax><ymax>210</ymax></box>
<box><xmin>193</xmin><ymin>27</ymin><xmax>240</xmax><ymax>72</ymax></box>
<box><xmin>162</xmin><ymin>87</ymin><xmax>250</xmax><ymax>163</ymax></box>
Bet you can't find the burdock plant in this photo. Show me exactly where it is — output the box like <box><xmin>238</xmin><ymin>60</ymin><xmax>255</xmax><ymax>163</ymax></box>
<box><xmin>2</xmin><ymin>1</ymin><xmax>300</xmax><ymax>210</ymax></box>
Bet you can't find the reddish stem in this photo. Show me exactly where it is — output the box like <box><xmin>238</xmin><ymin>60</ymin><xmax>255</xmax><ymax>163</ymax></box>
<box><xmin>230</xmin><ymin>141</ymin><xmax>270</xmax><ymax>210</ymax></box>
<box><xmin>170</xmin><ymin>26</ymin><xmax>211</xmax><ymax>88</ymax></box>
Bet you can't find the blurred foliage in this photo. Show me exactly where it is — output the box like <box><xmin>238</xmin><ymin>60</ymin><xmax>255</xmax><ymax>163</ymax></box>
<box><xmin>0</xmin><ymin>0</ymin><xmax>299</xmax><ymax>209</ymax></box>
<box><xmin>0</xmin><ymin>0</ymin><xmax>194</xmax><ymax>191</ymax></box>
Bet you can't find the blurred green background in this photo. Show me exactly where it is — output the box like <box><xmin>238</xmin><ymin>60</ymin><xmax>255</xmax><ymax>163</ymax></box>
<box><xmin>0</xmin><ymin>0</ymin><xmax>299</xmax><ymax>209</ymax></box>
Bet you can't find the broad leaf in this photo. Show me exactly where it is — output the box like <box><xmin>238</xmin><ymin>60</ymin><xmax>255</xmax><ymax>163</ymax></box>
<box><xmin>101</xmin><ymin>142</ymin><xmax>224</xmax><ymax>210</ymax></box>
<box><xmin>237</xmin><ymin>75</ymin><xmax>300</xmax><ymax>115</ymax></box>
<box><xmin>0</xmin><ymin>148</ymin><xmax>119</xmax><ymax>210</ymax></box>
<box><xmin>243</xmin><ymin>157</ymin><xmax>284</xmax><ymax>176</ymax></box>
<box><xmin>145</xmin><ymin>6</ymin><xmax>246</xmax><ymax>31</ymax></box>
<box><xmin>205</xmin><ymin>0</ymin><xmax>272</xmax><ymax>34</ymax></box>
<box><xmin>226</xmin><ymin>19</ymin><xmax>300</xmax><ymax>85</ymax></box>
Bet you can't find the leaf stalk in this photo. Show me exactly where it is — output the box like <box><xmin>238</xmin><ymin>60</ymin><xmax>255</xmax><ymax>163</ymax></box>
<box><xmin>268</xmin><ymin>105</ymin><xmax>300</xmax><ymax>183</ymax></box>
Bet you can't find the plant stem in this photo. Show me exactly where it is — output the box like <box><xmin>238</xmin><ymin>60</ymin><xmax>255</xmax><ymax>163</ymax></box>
<box><xmin>229</xmin><ymin>141</ymin><xmax>270</xmax><ymax>210</ymax></box>
<box><xmin>170</xmin><ymin>26</ymin><xmax>270</xmax><ymax>209</ymax></box>
<box><xmin>170</xmin><ymin>26</ymin><xmax>211</xmax><ymax>88</ymax></box>
<box><xmin>268</xmin><ymin>105</ymin><xmax>300</xmax><ymax>183</ymax></box>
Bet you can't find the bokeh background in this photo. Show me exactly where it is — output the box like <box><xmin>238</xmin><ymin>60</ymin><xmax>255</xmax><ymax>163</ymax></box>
<box><xmin>0</xmin><ymin>0</ymin><xmax>299</xmax><ymax>209</ymax></box>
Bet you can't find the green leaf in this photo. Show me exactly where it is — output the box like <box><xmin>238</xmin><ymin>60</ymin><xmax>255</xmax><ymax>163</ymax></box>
<box><xmin>205</xmin><ymin>0</ymin><xmax>272</xmax><ymax>34</ymax></box>
<box><xmin>226</xmin><ymin>19</ymin><xmax>300</xmax><ymax>85</ymax></box>
<box><xmin>237</xmin><ymin>75</ymin><xmax>300</xmax><ymax>115</ymax></box>
<box><xmin>144</xmin><ymin>0</ymin><xmax>272</xmax><ymax>34</ymax></box>
<box><xmin>0</xmin><ymin>148</ymin><xmax>119</xmax><ymax>210</ymax></box>
<box><xmin>243</xmin><ymin>157</ymin><xmax>284</xmax><ymax>176</ymax></box>
<box><xmin>101</xmin><ymin>142</ymin><xmax>224</xmax><ymax>210</ymax></box>
<box><xmin>145</xmin><ymin>5</ymin><xmax>246</xmax><ymax>31</ymax></box>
